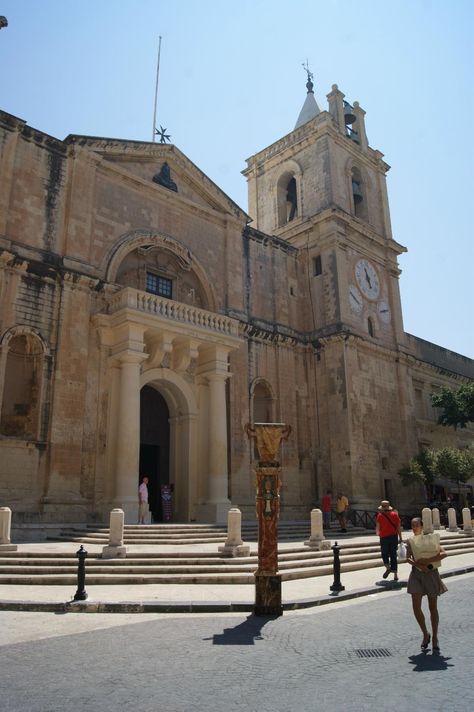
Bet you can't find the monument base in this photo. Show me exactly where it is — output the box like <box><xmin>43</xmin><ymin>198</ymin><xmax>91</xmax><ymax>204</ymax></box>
<box><xmin>101</xmin><ymin>545</ymin><xmax>127</xmax><ymax>559</ymax></box>
<box><xmin>218</xmin><ymin>544</ymin><xmax>250</xmax><ymax>557</ymax></box>
<box><xmin>304</xmin><ymin>538</ymin><xmax>331</xmax><ymax>550</ymax></box>
<box><xmin>254</xmin><ymin>573</ymin><xmax>283</xmax><ymax>617</ymax></box>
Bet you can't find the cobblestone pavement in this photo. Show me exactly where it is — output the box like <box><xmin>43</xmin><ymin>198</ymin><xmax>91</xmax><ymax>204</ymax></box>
<box><xmin>1</xmin><ymin>574</ymin><xmax>472</xmax><ymax>712</ymax></box>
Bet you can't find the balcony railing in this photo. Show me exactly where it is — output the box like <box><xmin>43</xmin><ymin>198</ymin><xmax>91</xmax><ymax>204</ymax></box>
<box><xmin>107</xmin><ymin>287</ymin><xmax>239</xmax><ymax>338</ymax></box>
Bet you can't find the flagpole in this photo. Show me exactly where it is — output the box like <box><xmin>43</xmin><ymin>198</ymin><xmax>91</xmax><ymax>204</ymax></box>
<box><xmin>152</xmin><ymin>36</ymin><xmax>162</xmax><ymax>142</ymax></box>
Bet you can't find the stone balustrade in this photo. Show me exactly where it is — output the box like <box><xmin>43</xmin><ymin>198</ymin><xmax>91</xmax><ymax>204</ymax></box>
<box><xmin>107</xmin><ymin>287</ymin><xmax>239</xmax><ymax>337</ymax></box>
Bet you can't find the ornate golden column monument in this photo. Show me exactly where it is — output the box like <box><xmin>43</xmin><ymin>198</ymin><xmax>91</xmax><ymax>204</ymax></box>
<box><xmin>245</xmin><ymin>422</ymin><xmax>291</xmax><ymax>616</ymax></box>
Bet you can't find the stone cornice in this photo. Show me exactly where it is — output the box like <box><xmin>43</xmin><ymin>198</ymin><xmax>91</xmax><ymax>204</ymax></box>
<box><xmin>243</xmin><ymin>226</ymin><xmax>298</xmax><ymax>254</ymax></box>
<box><xmin>397</xmin><ymin>349</ymin><xmax>473</xmax><ymax>382</ymax></box>
<box><xmin>277</xmin><ymin>206</ymin><xmax>406</xmax><ymax>258</ymax></box>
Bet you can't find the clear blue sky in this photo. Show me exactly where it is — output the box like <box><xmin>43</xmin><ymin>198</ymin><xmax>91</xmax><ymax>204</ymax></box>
<box><xmin>1</xmin><ymin>0</ymin><xmax>473</xmax><ymax>358</ymax></box>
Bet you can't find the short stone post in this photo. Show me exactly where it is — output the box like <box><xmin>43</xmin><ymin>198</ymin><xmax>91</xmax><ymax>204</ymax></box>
<box><xmin>422</xmin><ymin>507</ymin><xmax>434</xmax><ymax>534</ymax></box>
<box><xmin>431</xmin><ymin>508</ymin><xmax>441</xmax><ymax>530</ymax></box>
<box><xmin>462</xmin><ymin>507</ymin><xmax>473</xmax><ymax>536</ymax></box>
<box><xmin>218</xmin><ymin>507</ymin><xmax>250</xmax><ymax>557</ymax></box>
<box><xmin>0</xmin><ymin>507</ymin><xmax>17</xmax><ymax>551</ymax></box>
<box><xmin>102</xmin><ymin>509</ymin><xmax>127</xmax><ymax>558</ymax></box>
<box><xmin>304</xmin><ymin>508</ymin><xmax>331</xmax><ymax>550</ymax></box>
<box><xmin>447</xmin><ymin>507</ymin><xmax>459</xmax><ymax>532</ymax></box>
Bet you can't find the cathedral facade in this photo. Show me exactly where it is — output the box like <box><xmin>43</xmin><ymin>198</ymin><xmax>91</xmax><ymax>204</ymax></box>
<box><xmin>0</xmin><ymin>80</ymin><xmax>472</xmax><ymax>524</ymax></box>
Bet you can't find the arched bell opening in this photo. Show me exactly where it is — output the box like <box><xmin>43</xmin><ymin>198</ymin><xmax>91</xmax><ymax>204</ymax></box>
<box><xmin>277</xmin><ymin>171</ymin><xmax>299</xmax><ymax>227</ymax></box>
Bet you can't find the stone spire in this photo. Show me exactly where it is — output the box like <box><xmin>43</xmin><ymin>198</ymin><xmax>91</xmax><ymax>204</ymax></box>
<box><xmin>294</xmin><ymin>67</ymin><xmax>320</xmax><ymax>130</ymax></box>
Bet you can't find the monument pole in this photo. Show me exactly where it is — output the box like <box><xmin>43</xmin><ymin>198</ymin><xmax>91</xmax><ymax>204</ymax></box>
<box><xmin>245</xmin><ymin>422</ymin><xmax>291</xmax><ymax>616</ymax></box>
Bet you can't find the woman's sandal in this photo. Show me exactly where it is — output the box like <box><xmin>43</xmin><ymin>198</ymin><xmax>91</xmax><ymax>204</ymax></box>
<box><xmin>432</xmin><ymin>641</ymin><xmax>440</xmax><ymax>652</ymax></box>
<box><xmin>421</xmin><ymin>634</ymin><xmax>431</xmax><ymax>650</ymax></box>
<box><xmin>382</xmin><ymin>568</ymin><xmax>390</xmax><ymax>579</ymax></box>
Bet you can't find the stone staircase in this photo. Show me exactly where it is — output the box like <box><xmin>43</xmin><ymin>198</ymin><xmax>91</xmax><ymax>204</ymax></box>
<box><xmin>1</xmin><ymin>531</ymin><xmax>473</xmax><ymax>586</ymax></box>
<box><xmin>44</xmin><ymin>520</ymin><xmax>367</xmax><ymax>546</ymax></box>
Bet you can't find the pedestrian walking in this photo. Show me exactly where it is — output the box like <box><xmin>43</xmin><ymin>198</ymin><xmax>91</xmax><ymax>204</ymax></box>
<box><xmin>375</xmin><ymin>499</ymin><xmax>402</xmax><ymax>582</ymax></box>
<box><xmin>406</xmin><ymin>517</ymin><xmax>447</xmax><ymax>652</ymax></box>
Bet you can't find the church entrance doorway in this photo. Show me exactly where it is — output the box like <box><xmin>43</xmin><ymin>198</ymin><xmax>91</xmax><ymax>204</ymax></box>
<box><xmin>139</xmin><ymin>385</ymin><xmax>170</xmax><ymax>522</ymax></box>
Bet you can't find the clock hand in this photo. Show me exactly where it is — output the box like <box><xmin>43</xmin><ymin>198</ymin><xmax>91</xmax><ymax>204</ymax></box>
<box><xmin>351</xmin><ymin>292</ymin><xmax>361</xmax><ymax>305</ymax></box>
<box><xmin>364</xmin><ymin>268</ymin><xmax>372</xmax><ymax>288</ymax></box>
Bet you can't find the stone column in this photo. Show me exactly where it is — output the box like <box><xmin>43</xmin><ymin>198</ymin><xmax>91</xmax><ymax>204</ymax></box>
<box><xmin>447</xmin><ymin>507</ymin><xmax>458</xmax><ymax>532</ymax></box>
<box><xmin>462</xmin><ymin>507</ymin><xmax>473</xmax><ymax>536</ymax></box>
<box><xmin>432</xmin><ymin>508</ymin><xmax>441</xmax><ymax>530</ymax></box>
<box><xmin>0</xmin><ymin>507</ymin><xmax>17</xmax><ymax>551</ymax></box>
<box><xmin>102</xmin><ymin>508</ymin><xmax>127</xmax><ymax>558</ymax></box>
<box><xmin>114</xmin><ymin>351</ymin><xmax>147</xmax><ymax>523</ymax></box>
<box><xmin>203</xmin><ymin>373</ymin><xmax>231</xmax><ymax>523</ymax></box>
<box><xmin>421</xmin><ymin>507</ymin><xmax>434</xmax><ymax>534</ymax></box>
<box><xmin>305</xmin><ymin>508</ymin><xmax>331</xmax><ymax>550</ymax></box>
<box><xmin>218</xmin><ymin>507</ymin><xmax>250</xmax><ymax>557</ymax></box>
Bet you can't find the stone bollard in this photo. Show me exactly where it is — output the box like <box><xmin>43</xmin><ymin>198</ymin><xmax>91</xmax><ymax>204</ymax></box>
<box><xmin>102</xmin><ymin>509</ymin><xmax>127</xmax><ymax>558</ymax></box>
<box><xmin>0</xmin><ymin>507</ymin><xmax>17</xmax><ymax>551</ymax></box>
<box><xmin>422</xmin><ymin>507</ymin><xmax>434</xmax><ymax>534</ymax></box>
<box><xmin>462</xmin><ymin>507</ymin><xmax>473</xmax><ymax>536</ymax></box>
<box><xmin>304</xmin><ymin>508</ymin><xmax>331</xmax><ymax>550</ymax></box>
<box><xmin>218</xmin><ymin>507</ymin><xmax>250</xmax><ymax>557</ymax></box>
<box><xmin>447</xmin><ymin>507</ymin><xmax>459</xmax><ymax>532</ymax></box>
<box><xmin>432</xmin><ymin>508</ymin><xmax>441</xmax><ymax>530</ymax></box>
<box><xmin>330</xmin><ymin>542</ymin><xmax>345</xmax><ymax>592</ymax></box>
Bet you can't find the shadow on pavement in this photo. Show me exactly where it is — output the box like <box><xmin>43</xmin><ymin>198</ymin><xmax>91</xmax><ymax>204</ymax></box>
<box><xmin>408</xmin><ymin>651</ymin><xmax>454</xmax><ymax>672</ymax></box>
<box><xmin>205</xmin><ymin>614</ymin><xmax>277</xmax><ymax>645</ymax></box>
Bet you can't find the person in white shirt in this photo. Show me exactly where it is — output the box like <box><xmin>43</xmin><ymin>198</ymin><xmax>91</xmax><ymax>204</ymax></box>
<box><xmin>138</xmin><ymin>476</ymin><xmax>149</xmax><ymax>524</ymax></box>
<box><xmin>406</xmin><ymin>517</ymin><xmax>447</xmax><ymax>652</ymax></box>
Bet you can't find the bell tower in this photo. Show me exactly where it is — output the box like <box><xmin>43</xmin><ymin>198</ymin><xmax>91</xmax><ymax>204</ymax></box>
<box><xmin>242</xmin><ymin>74</ymin><xmax>407</xmax><ymax>348</ymax></box>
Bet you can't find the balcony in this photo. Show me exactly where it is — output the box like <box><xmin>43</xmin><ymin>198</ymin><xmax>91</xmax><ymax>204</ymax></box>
<box><xmin>96</xmin><ymin>287</ymin><xmax>242</xmax><ymax>355</ymax></box>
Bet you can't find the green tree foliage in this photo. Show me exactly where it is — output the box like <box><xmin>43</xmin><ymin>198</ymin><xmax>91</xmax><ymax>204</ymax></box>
<box><xmin>430</xmin><ymin>447</ymin><xmax>474</xmax><ymax>484</ymax></box>
<box><xmin>399</xmin><ymin>447</ymin><xmax>474</xmax><ymax>486</ymax></box>
<box><xmin>431</xmin><ymin>382</ymin><xmax>474</xmax><ymax>430</ymax></box>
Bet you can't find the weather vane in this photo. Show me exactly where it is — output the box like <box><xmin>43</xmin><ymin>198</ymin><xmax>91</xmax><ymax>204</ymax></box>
<box><xmin>155</xmin><ymin>125</ymin><xmax>171</xmax><ymax>144</ymax></box>
<box><xmin>302</xmin><ymin>59</ymin><xmax>313</xmax><ymax>83</ymax></box>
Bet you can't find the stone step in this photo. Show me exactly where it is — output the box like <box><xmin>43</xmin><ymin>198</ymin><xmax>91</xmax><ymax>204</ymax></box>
<box><xmin>1</xmin><ymin>541</ymin><xmax>473</xmax><ymax>585</ymax></box>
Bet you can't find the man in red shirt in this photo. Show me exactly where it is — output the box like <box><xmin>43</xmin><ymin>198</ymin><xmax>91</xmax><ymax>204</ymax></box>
<box><xmin>321</xmin><ymin>489</ymin><xmax>332</xmax><ymax>530</ymax></box>
<box><xmin>375</xmin><ymin>499</ymin><xmax>402</xmax><ymax>582</ymax></box>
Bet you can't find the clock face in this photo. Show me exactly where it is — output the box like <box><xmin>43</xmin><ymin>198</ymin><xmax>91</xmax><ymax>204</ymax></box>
<box><xmin>355</xmin><ymin>259</ymin><xmax>380</xmax><ymax>300</ymax></box>
<box><xmin>348</xmin><ymin>284</ymin><xmax>363</xmax><ymax>314</ymax></box>
<box><xmin>377</xmin><ymin>300</ymin><xmax>391</xmax><ymax>323</ymax></box>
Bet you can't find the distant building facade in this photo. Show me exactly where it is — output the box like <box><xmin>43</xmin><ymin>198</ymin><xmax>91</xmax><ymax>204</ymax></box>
<box><xmin>0</xmin><ymin>81</ymin><xmax>472</xmax><ymax>524</ymax></box>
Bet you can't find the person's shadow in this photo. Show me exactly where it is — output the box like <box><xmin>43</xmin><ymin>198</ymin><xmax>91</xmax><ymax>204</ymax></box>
<box><xmin>204</xmin><ymin>615</ymin><xmax>277</xmax><ymax>645</ymax></box>
<box><xmin>408</xmin><ymin>651</ymin><xmax>454</xmax><ymax>672</ymax></box>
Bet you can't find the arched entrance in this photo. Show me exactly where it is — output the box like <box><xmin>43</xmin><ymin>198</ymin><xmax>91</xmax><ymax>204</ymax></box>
<box><xmin>139</xmin><ymin>385</ymin><xmax>170</xmax><ymax>522</ymax></box>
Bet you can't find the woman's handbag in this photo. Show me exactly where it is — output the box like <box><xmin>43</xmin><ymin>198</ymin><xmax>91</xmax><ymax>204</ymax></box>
<box><xmin>397</xmin><ymin>541</ymin><xmax>407</xmax><ymax>561</ymax></box>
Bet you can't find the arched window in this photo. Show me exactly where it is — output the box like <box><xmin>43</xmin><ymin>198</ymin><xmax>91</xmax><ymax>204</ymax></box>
<box><xmin>367</xmin><ymin>317</ymin><xmax>375</xmax><ymax>338</ymax></box>
<box><xmin>277</xmin><ymin>172</ymin><xmax>299</xmax><ymax>226</ymax></box>
<box><xmin>0</xmin><ymin>332</ymin><xmax>44</xmax><ymax>439</ymax></box>
<box><xmin>252</xmin><ymin>382</ymin><xmax>273</xmax><ymax>424</ymax></box>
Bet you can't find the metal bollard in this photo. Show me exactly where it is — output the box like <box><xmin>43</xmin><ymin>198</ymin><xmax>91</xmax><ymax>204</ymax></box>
<box><xmin>330</xmin><ymin>541</ymin><xmax>345</xmax><ymax>592</ymax></box>
<box><xmin>73</xmin><ymin>545</ymin><xmax>88</xmax><ymax>601</ymax></box>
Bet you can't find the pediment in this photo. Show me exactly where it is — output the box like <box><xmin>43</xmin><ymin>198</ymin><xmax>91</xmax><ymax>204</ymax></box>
<box><xmin>66</xmin><ymin>136</ymin><xmax>248</xmax><ymax>220</ymax></box>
